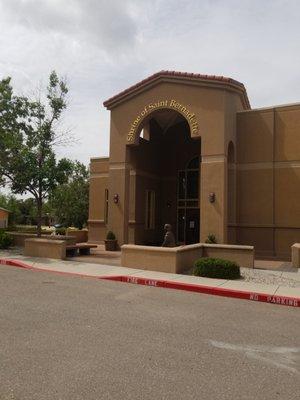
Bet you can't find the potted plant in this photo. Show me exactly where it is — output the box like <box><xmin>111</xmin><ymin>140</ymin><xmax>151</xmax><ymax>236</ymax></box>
<box><xmin>205</xmin><ymin>234</ymin><xmax>217</xmax><ymax>244</ymax></box>
<box><xmin>105</xmin><ymin>231</ymin><xmax>117</xmax><ymax>251</ymax></box>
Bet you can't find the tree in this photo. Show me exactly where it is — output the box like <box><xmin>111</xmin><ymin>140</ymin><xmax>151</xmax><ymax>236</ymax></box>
<box><xmin>0</xmin><ymin>72</ymin><xmax>73</xmax><ymax>236</ymax></box>
<box><xmin>49</xmin><ymin>161</ymin><xmax>89</xmax><ymax>229</ymax></box>
<box><xmin>18</xmin><ymin>197</ymin><xmax>38</xmax><ymax>225</ymax></box>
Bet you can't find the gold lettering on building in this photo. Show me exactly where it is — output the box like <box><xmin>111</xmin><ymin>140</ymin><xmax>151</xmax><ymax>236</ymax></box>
<box><xmin>127</xmin><ymin>99</ymin><xmax>199</xmax><ymax>141</ymax></box>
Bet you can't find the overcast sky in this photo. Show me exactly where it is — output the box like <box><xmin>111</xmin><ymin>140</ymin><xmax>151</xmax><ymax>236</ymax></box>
<box><xmin>0</xmin><ymin>0</ymin><xmax>300</xmax><ymax>165</ymax></box>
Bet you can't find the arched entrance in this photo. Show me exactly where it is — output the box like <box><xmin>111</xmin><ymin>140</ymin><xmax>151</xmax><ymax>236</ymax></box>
<box><xmin>129</xmin><ymin>108</ymin><xmax>201</xmax><ymax>245</ymax></box>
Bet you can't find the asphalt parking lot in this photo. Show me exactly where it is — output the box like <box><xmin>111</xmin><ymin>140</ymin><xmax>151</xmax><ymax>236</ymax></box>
<box><xmin>0</xmin><ymin>265</ymin><xmax>299</xmax><ymax>400</ymax></box>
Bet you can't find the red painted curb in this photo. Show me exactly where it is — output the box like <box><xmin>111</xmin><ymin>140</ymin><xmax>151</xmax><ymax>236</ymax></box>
<box><xmin>1</xmin><ymin>258</ymin><xmax>299</xmax><ymax>308</ymax></box>
<box><xmin>103</xmin><ymin>275</ymin><xmax>300</xmax><ymax>308</ymax></box>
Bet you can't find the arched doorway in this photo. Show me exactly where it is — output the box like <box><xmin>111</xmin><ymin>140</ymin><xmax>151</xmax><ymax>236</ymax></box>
<box><xmin>129</xmin><ymin>108</ymin><xmax>201</xmax><ymax>245</ymax></box>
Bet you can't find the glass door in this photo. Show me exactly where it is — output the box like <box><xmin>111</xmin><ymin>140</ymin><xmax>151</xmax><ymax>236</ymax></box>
<box><xmin>177</xmin><ymin>157</ymin><xmax>200</xmax><ymax>244</ymax></box>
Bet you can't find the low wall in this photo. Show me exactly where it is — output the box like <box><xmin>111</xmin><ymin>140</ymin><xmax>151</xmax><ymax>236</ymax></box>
<box><xmin>8</xmin><ymin>232</ymin><xmax>76</xmax><ymax>247</ymax></box>
<box><xmin>24</xmin><ymin>238</ymin><xmax>66</xmax><ymax>259</ymax></box>
<box><xmin>122</xmin><ymin>244</ymin><xmax>204</xmax><ymax>274</ymax></box>
<box><xmin>8</xmin><ymin>232</ymin><xmax>37</xmax><ymax>247</ymax></box>
<box><xmin>66</xmin><ymin>229</ymin><xmax>88</xmax><ymax>243</ymax></box>
<box><xmin>176</xmin><ymin>244</ymin><xmax>203</xmax><ymax>272</ymax></box>
<box><xmin>121</xmin><ymin>243</ymin><xmax>254</xmax><ymax>273</ymax></box>
<box><xmin>202</xmin><ymin>244</ymin><xmax>254</xmax><ymax>268</ymax></box>
<box><xmin>121</xmin><ymin>245</ymin><xmax>181</xmax><ymax>274</ymax></box>
<box><xmin>291</xmin><ymin>243</ymin><xmax>300</xmax><ymax>268</ymax></box>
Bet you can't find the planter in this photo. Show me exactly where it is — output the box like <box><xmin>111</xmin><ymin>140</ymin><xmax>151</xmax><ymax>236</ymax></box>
<box><xmin>105</xmin><ymin>239</ymin><xmax>118</xmax><ymax>251</ymax></box>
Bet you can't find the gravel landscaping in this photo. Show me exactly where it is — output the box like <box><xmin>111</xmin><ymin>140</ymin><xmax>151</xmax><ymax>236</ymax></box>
<box><xmin>240</xmin><ymin>267</ymin><xmax>300</xmax><ymax>288</ymax></box>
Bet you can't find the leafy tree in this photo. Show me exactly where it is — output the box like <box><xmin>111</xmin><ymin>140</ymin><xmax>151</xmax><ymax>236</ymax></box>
<box><xmin>0</xmin><ymin>72</ymin><xmax>73</xmax><ymax>236</ymax></box>
<box><xmin>0</xmin><ymin>192</ymin><xmax>51</xmax><ymax>226</ymax></box>
<box><xmin>18</xmin><ymin>197</ymin><xmax>38</xmax><ymax>225</ymax></box>
<box><xmin>0</xmin><ymin>193</ymin><xmax>9</xmax><ymax>209</ymax></box>
<box><xmin>49</xmin><ymin>161</ymin><xmax>89</xmax><ymax>229</ymax></box>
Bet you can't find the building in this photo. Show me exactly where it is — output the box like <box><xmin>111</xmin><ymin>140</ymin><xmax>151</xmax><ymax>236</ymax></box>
<box><xmin>0</xmin><ymin>207</ymin><xmax>9</xmax><ymax>229</ymax></box>
<box><xmin>88</xmin><ymin>71</ymin><xmax>300</xmax><ymax>260</ymax></box>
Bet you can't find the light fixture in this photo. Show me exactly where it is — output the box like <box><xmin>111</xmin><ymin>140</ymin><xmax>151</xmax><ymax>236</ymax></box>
<box><xmin>209</xmin><ymin>192</ymin><xmax>215</xmax><ymax>203</ymax></box>
<box><xmin>113</xmin><ymin>194</ymin><xmax>119</xmax><ymax>204</ymax></box>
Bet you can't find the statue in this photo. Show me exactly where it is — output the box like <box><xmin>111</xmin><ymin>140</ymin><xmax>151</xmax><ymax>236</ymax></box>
<box><xmin>162</xmin><ymin>224</ymin><xmax>176</xmax><ymax>247</ymax></box>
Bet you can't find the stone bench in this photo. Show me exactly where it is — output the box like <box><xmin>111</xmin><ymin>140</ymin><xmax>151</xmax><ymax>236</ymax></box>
<box><xmin>24</xmin><ymin>238</ymin><xmax>66</xmax><ymax>260</ymax></box>
<box><xmin>66</xmin><ymin>244</ymin><xmax>97</xmax><ymax>257</ymax></box>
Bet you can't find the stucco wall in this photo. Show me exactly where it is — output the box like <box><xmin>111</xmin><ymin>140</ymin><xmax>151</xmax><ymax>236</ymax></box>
<box><xmin>236</xmin><ymin>104</ymin><xmax>300</xmax><ymax>259</ymax></box>
<box><xmin>88</xmin><ymin>157</ymin><xmax>109</xmax><ymax>243</ymax></box>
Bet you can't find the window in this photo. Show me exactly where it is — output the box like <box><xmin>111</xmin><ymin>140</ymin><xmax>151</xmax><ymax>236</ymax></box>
<box><xmin>186</xmin><ymin>170</ymin><xmax>198</xmax><ymax>199</ymax></box>
<box><xmin>145</xmin><ymin>190</ymin><xmax>155</xmax><ymax>229</ymax></box>
<box><xmin>104</xmin><ymin>189</ymin><xmax>109</xmax><ymax>225</ymax></box>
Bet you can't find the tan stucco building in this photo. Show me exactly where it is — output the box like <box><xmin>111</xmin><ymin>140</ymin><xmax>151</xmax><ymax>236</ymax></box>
<box><xmin>88</xmin><ymin>71</ymin><xmax>300</xmax><ymax>260</ymax></box>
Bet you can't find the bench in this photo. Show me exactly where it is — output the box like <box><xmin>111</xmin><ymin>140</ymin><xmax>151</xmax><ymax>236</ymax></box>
<box><xmin>66</xmin><ymin>244</ymin><xmax>97</xmax><ymax>257</ymax></box>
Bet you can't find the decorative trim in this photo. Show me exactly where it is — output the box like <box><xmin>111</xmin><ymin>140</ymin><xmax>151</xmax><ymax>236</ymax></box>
<box><xmin>202</xmin><ymin>155</ymin><xmax>226</xmax><ymax>163</ymax></box>
<box><xmin>129</xmin><ymin>220</ymin><xmax>145</xmax><ymax>225</ymax></box>
<box><xmin>237</xmin><ymin>160</ymin><xmax>300</xmax><ymax>170</ymax></box>
<box><xmin>90</xmin><ymin>173</ymin><xmax>109</xmax><ymax>178</ymax></box>
<box><xmin>88</xmin><ymin>219</ymin><xmax>105</xmax><ymax>224</ymax></box>
<box><xmin>229</xmin><ymin>223</ymin><xmax>300</xmax><ymax>230</ymax></box>
<box><xmin>109</xmin><ymin>162</ymin><xmax>131</xmax><ymax>171</ymax></box>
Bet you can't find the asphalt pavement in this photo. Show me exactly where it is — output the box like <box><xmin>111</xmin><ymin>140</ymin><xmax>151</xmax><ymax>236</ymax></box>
<box><xmin>0</xmin><ymin>265</ymin><xmax>299</xmax><ymax>400</ymax></box>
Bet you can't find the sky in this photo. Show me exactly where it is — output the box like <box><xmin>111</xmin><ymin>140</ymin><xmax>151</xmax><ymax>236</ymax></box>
<box><xmin>0</xmin><ymin>0</ymin><xmax>300</xmax><ymax>166</ymax></box>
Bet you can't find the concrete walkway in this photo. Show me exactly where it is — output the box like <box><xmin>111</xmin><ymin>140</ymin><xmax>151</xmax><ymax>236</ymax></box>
<box><xmin>0</xmin><ymin>250</ymin><xmax>299</xmax><ymax>307</ymax></box>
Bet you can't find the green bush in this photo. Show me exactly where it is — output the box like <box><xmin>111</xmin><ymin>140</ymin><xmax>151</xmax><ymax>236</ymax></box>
<box><xmin>0</xmin><ymin>231</ymin><xmax>13</xmax><ymax>249</ymax></box>
<box><xmin>56</xmin><ymin>227</ymin><xmax>66</xmax><ymax>236</ymax></box>
<box><xmin>8</xmin><ymin>225</ymin><xmax>37</xmax><ymax>233</ymax></box>
<box><xmin>106</xmin><ymin>231</ymin><xmax>116</xmax><ymax>240</ymax></box>
<box><xmin>193</xmin><ymin>257</ymin><xmax>241</xmax><ymax>279</ymax></box>
<box><xmin>7</xmin><ymin>225</ymin><xmax>51</xmax><ymax>234</ymax></box>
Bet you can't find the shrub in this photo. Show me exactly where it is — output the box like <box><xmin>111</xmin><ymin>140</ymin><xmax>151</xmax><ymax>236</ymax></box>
<box><xmin>193</xmin><ymin>257</ymin><xmax>241</xmax><ymax>279</ymax></box>
<box><xmin>0</xmin><ymin>231</ymin><xmax>13</xmax><ymax>249</ymax></box>
<box><xmin>9</xmin><ymin>225</ymin><xmax>37</xmax><ymax>233</ymax></box>
<box><xmin>55</xmin><ymin>227</ymin><xmax>66</xmax><ymax>236</ymax></box>
<box><xmin>7</xmin><ymin>225</ymin><xmax>51</xmax><ymax>234</ymax></box>
<box><xmin>106</xmin><ymin>231</ymin><xmax>116</xmax><ymax>240</ymax></box>
<box><xmin>205</xmin><ymin>234</ymin><xmax>217</xmax><ymax>244</ymax></box>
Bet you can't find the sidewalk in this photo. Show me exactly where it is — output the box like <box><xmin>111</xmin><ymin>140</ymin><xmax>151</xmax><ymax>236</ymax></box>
<box><xmin>0</xmin><ymin>251</ymin><xmax>299</xmax><ymax>308</ymax></box>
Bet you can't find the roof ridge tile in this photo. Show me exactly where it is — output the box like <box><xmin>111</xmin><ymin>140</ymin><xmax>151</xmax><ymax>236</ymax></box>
<box><xmin>103</xmin><ymin>70</ymin><xmax>250</xmax><ymax>109</ymax></box>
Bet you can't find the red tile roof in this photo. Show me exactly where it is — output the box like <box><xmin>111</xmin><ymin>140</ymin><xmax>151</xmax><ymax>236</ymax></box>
<box><xmin>103</xmin><ymin>70</ymin><xmax>250</xmax><ymax>109</ymax></box>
